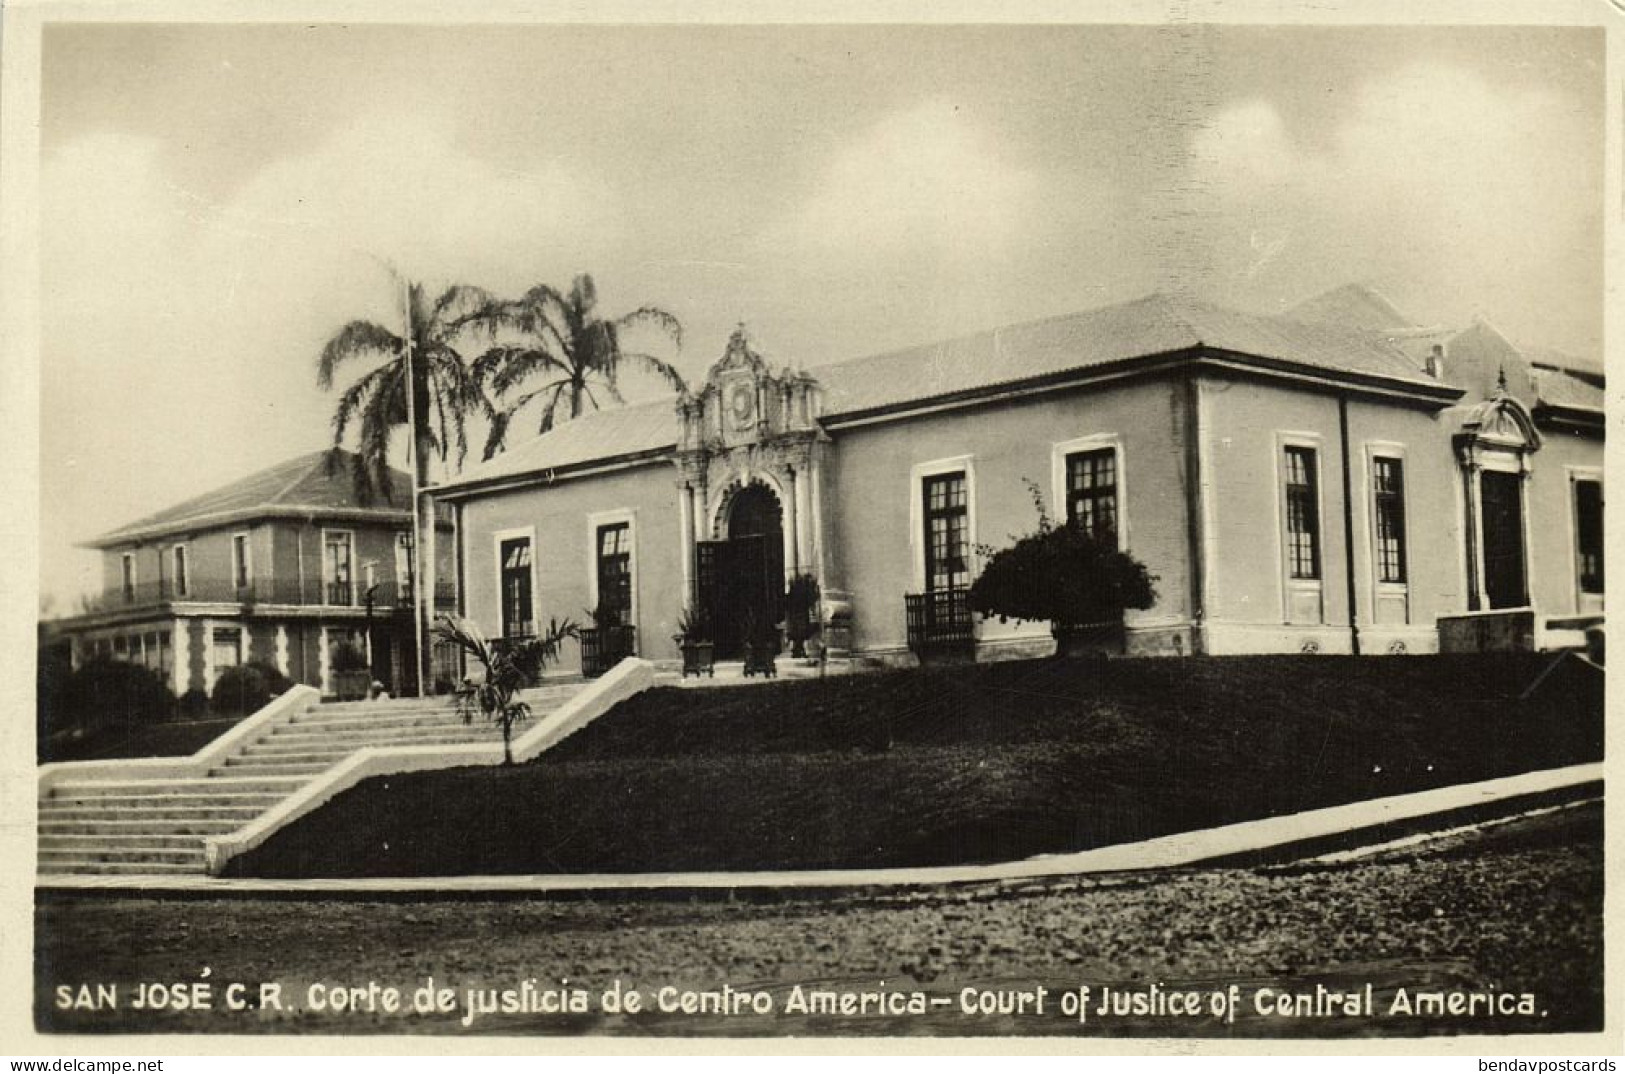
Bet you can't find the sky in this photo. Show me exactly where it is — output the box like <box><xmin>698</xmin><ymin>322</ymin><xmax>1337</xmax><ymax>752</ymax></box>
<box><xmin>36</xmin><ymin>20</ymin><xmax>1606</xmax><ymax>611</ymax></box>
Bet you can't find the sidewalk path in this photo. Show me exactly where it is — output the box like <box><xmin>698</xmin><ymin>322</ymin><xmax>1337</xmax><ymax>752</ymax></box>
<box><xmin>36</xmin><ymin>762</ymin><xmax>1601</xmax><ymax>897</ymax></box>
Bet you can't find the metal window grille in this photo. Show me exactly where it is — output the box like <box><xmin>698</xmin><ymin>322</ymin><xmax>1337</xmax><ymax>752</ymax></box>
<box><xmin>1284</xmin><ymin>447</ymin><xmax>1321</xmax><ymax>580</ymax></box>
<box><xmin>1372</xmin><ymin>457</ymin><xmax>1407</xmax><ymax>584</ymax></box>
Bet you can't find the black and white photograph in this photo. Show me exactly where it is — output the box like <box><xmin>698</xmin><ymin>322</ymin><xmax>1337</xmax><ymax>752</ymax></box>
<box><xmin>4</xmin><ymin>0</ymin><xmax>1617</xmax><ymax>1054</ymax></box>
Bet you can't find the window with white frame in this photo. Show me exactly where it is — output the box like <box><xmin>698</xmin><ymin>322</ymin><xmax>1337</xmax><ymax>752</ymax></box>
<box><xmin>923</xmin><ymin>472</ymin><xmax>970</xmax><ymax>592</ymax></box>
<box><xmin>324</xmin><ymin>531</ymin><xmax>354</xmax><ymax>605</ymax></box>
<box><xmin>1371</xmin><ymin>456</ymin><xmax>1408</xmax><ymax>584</ymax></box>
<box><xmin>1282</xmin><ymin>446</ymin><xmax>1322</xmax><ymax>581</ymax></box>
<box><xmin>499</xmin><ymin>536</ymin><xmax>534</xmax><ymax>639</ymax></box>
<box><xmin>1065</xmin><ymin>448</ymin><xmax>1119</xmax><ymax>547</ymax></box>
<box><xmin>1575</xmin><ymin>478</ymin><xmax>1603</xmax><ymax>595</ymax></box>
<box><xmin>121</xmin><ymin>553</ymin><xmax>136</xmax><ymax>600</ymax></box>
<box><xmin>595</xmin><ymin>522</ymin><xmax>633</xmax><ymax>626</ymax></box>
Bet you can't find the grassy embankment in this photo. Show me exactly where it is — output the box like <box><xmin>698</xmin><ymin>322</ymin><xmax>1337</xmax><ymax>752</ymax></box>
<box><xmin>230</xmin><ymin>653</ymin><xmax>1601</xmax><ymax>878</ymax></box>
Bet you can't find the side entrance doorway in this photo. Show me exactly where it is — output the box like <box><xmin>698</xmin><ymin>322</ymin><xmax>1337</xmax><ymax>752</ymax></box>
<box><xmin>696</xmin><ymin>482</ymin><xmax>785</xmax><ymax>660</ymax></box>
<box><xmin>1480</xmin><ymin>469</ymin><xmax>1528</xmax><ymax>610</ymax></box>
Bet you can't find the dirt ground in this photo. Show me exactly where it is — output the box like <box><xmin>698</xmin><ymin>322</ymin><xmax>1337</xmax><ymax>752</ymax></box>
<box><xmin>35</xmin><ymin>804</ymin><xmax>1603</xmax><ymax>1039</ymax></box>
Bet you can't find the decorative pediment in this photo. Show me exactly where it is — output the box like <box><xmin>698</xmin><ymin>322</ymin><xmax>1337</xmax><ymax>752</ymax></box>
<box><xmin>676</xmin><ymin>325</ymin><xmax>822</xmax><ymax>453</ymax></box>
<box><xmin>1454</xmin><ymin>390</ymin><xmax>1542</xmax><ymax>469</ymax></box>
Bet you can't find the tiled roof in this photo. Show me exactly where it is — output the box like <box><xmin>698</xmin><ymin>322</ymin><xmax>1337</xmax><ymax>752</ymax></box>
<box><xmin>1286</xmin><ymin>283</ymin><xmax>1418</xmax><ymax>333</ymax></box>
<box><xmin>439</xmin><ymin>290</ymin><xmax>1461</xmax><ymax>494</ymax></box>
<box><xmin>1531</xmin><ymin>366</ymin><xmax>1605</xmax><ymax>412</ymax></box>
<box><xmin>438</xmin><ymin>400</ymin><xmax>680</xmax><ymax>490</ymax></box>
<box><xmin>90</xmin><ymin>449</ymin><xmax>412</xmax><ymax>547</ymax></box>
<box><xmin>813</xmin><ymin>291</ymin><xmax>1444</xmax><ymax>417</ymax></box>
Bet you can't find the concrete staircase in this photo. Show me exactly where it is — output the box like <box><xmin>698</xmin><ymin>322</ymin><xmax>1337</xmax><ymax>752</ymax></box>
<box><xmin>38</xmin><ymin>684</ymin><xmax>588</xmax><ymax>877</ymax></box>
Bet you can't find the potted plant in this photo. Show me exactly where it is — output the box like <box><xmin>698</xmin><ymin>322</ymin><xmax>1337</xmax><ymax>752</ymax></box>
<box><xmin>672</xmin><ymin>603</ymin><xmax>715</xmax><ymax>678</ymax></box>
<box><xmin>783</xmin><ymin>573</ymin><xmax>821</xmax><ymax>659</ymax></box>
<box><xmin>329</xmin><ymin>639</ymin><xmax>372</xmax><ymax>700</ymax></box>
<box><xmin>580</xmin><ymin>599</ymin><xmax>635</xmax><ymax>679</ymax></box>
<box><xmin>968</xmin><ymin>480</ymin><xmax>1157</xmax><ymax>658</ymax></box>
<box><xmin>434</xmin><ymin>615</ymin><xmax>575</xmax><ymax>765</ymax></box>
<box><xmin>740</xmin><ymin>605</ymin><xmax>777</xmax><ymax>678</ymax></box>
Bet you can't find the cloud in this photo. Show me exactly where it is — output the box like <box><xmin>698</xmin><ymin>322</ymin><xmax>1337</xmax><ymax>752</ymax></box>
<box><xmin>788</xmin><ymin>98</ymin><xmax>1037</xmax><ymax>261</ymax></box>
<box><xmin>39</xmin><ymin>111</ymin><xmax>613</xmax><ymax>601</ymax></box>
<box><xmin>1177</xmin><ymin>64</ymin><xmax>1601</xmax><ymax>343</ymax></box>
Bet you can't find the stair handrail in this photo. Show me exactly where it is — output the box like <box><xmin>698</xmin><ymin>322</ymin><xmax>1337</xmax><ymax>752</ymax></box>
<box><xmin>38</xmin><ymin>685</ymin><xmax>321</xmax><ymax>799</ymax></box>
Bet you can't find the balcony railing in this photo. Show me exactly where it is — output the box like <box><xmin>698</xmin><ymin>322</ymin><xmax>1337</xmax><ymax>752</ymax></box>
<box><xmin>905</xmin><ymin>588</ymin><xmax>976</xmax><ymax>660</ymax></box>
<box><xmin>82</xmin><ymin>576</ymin><xmax>445</xmax><ymax>613</ymax></box>
<box><xmin>580</xmin><ymin>624</ymin><xmax>636</xmax><ymax>679</ymax></box>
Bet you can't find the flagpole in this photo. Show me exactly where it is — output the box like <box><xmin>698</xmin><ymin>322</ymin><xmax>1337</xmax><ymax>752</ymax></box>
<box><xmin>401</xmin><ymin>276</ymin><xmax>428</xmax><ymax>698</ymax></box>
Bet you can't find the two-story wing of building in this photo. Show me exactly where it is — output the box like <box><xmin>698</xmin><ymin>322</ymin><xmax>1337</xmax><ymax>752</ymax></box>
<box><xmin>59</xmin><ymin>449</ymin><xmax>457</xmax><ymax>698</ymax></box>
<box><xmin>428</xmin><ymin>286</ymin><xmax>1606</xmax><ymax>670</ymax></box>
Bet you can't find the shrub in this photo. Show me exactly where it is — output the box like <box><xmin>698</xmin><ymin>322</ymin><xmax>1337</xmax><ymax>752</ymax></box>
<box><xmin>211</xmin><ymin>661</ymin><xmax>292</xmax><ymax>716</ymax></box>
<box><xmin>329</xmin><ymin>640</ymin><xmax>370</xmax><ymax>673</ymax></box>
<box><xmin>51</xmin><ymin>657</ymin><xmax>176</xmax><ymax>734</ymax></box>
<box><xmin>969</xmin><ymin>480</ymin><xmax>1157</xmax><ymax>629</ymax></box>
<box><xmin>177</xmin><ymin>689</ymin><xmax>211</xmax><ymax>720</ymax></box>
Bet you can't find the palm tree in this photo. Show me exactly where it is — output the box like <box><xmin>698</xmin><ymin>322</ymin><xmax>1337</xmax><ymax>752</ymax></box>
<box><xmin>317</xmin><ymin>281</ymin><xmax>493</xmax><ymax>502</ymax></box>
<box><xmin>467</xmin><ymin>274</ymin><xmax>685</xmax><ymax>455</ymax></box>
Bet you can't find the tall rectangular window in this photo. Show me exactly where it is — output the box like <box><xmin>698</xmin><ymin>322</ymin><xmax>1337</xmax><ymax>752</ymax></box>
<box><xmin>121</xmin><ymin>553</ymin><xmax>136</xmax><ymax>601</ymax></box>
<box><xmin>1576</xmin><ymin>479</ymin><xmax>1604</xmax><ymax>594</ymax></box>
<box><xmin>923</xmin><ymin>472</ymin><xmax>969</xmax><ymax>592</ymax></box>
<box><xmin>324</xmin><ymin>532</ymin><xmax>354</xmax><ymax>605</ymax></box>
<box><xmin>1372</xmin><ymin>457</ymin><xmax>1407</xmax><ymax>584</ymax></box>
<box><xmin>595</xmin><ymin>523</ymin><xmax>633</xmax><ymax>626</ymax></box>
<box><xmin>233</xmin><ymin>534</ymin><xmax>251</xmax><ymax>589</ymax></box>
<box><xmin>500</xmin><ymin>537</ymin><xmax>534</xmax><ymax>639</ymax></box>
<box><xmin>212</xmin><ymin>629</ymin><xmax>242</xmax><ymax>679</ymax></box>
<box><xmin>396</xmin><ymin>532</ymin><xmax>413</xmax><ymax>593</ymax></box>
<box><xmin>1065</xmin><ymin>448</ymin><xmax>1119</xmax><ymax>547</ymax></box>
<box><xmin>1284</xmin><ymin>446</ymin><xmax>1321</xmax><ymax>580</ymax></box>
<box><xmin>172</xmin><ymin>545</ymin><xmax>189</xmax><ymax>596</ymax></box>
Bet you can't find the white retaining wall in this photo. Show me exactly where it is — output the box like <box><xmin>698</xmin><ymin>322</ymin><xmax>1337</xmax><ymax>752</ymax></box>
<box><xmin>38</xmin><ymin>685</ymin><xmax>322</xmax><ymax>798</ymax></box>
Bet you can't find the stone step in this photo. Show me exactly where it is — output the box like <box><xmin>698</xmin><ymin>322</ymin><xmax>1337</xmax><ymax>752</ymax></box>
<box><xmin>47</xmin><ymin>775</ymin><xmax>309</xmax><ymax>799</ymax></box>
<box><xmin>38</xmin><ymin>860</ymin><xmax>205</xmax><ymax>876</ymax></box>
<box><xmin>282</xmin><ymin>710</ymin><xmax>473</xmax><ymax>734</ymax></box>
<box><xmin>43</xmin><ymin>791</ymin><xmax>290</xmax><ymax>810</ymax></box>
<box><xmin>39</xmin><ymin>817</ymin><xmax>244</xmax><ymax>837</ymax></box>
<box><xmin>207</xmin><ymin>761</ymin><xmax>330</xmax><ymax>778</ymax></box>
<box><xmin>39</xmin><ymin>846</ymin><xmax>204</xmax><ymax>866</ymax></box>
<box><xmin>39</xmin><ymin>833</ymin><xmax>207</xmax><ymax>850</ymax></box>
<box><xmin>243</xmin><ymin>730</ymin><xmax>494</xmax><ymax>756</ymax></box>
<box><xmin>222</xmin><ymin>749</ymin><xmax>381</xmax><ymax>768</ymax></box>
<box><xmin>40</xmin><ymin>802</ymin><xmax>267</xmax><ymax>823</ymax></box>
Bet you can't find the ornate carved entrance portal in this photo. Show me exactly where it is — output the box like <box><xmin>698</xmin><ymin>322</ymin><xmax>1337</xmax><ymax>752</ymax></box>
<box><xmin>697</xmin><ymin>483</ymin><xmax>786</xmax><ymax>659</ymax></box>
<box><xmin>673</xmin><ymin>326</ymin><xmax>852</xmax><ymax>659</ymax></box>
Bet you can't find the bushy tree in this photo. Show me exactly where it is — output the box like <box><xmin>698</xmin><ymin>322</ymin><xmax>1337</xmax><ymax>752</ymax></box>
<box><xmin>53</xmin><ymin>658</ymin><xmax>176</xmax><ymax>734</ymax></box>
<box><xmin>969</xmin><ymin>481</ymin><xmax>1157</xmax><ymax>632</ymax></box>
<box><xmin>211</xmin><ymin>661</ymin><xmax>293</xmax><ymax>717</ymax></box>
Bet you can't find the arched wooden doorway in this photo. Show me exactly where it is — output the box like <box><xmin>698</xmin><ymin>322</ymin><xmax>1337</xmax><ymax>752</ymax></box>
<box><xmin>697</xmin><ymin>482</ymin><xmax>785</xmax><ymax>659</ymax></box>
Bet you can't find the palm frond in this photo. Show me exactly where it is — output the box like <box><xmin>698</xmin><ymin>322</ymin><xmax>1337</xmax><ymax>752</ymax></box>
<box><xmin>317</xmin><ymin>321</ymin><xmax>400</xmax><ymax>390</ymax></box>
<box><xmin>617</xmin><ymin>350</ymin><xmax>689</xmax><ymax>395</ymax></box>
<box><xmin>614</xmin><ymin>305</ymin><xmax>684</xmax><ymax>350</ymax></box>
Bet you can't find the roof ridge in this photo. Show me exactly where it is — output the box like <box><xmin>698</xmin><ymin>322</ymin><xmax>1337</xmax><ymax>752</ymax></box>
<box><xmin>268</xmin><ymin>450</ymin><xmax>331</xmax><ymax>505</ymax></box>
